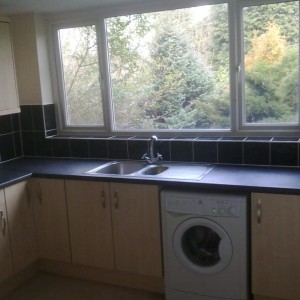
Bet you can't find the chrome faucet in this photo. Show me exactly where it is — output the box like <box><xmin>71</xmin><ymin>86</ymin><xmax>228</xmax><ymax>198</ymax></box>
<box><xmin>142</xmin><ymin>135</ymin><xmax>163</xmax><ymax>164</ymax></box>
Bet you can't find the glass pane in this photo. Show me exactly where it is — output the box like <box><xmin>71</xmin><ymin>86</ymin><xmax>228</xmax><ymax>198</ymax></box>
<box><xmin>58</xmin><ymin>26</ymin><xmax>104</xmax><ymax>126</ymax></box>
<box><xmin>182</xmin><ymin>225</ymin><xmax>221</xmax><ymax>267</ymax></box>
<box><xmin>243</xmin><ymin>1</ymin><xmax>299</xmax><ymax>124</ymax></box>
<box><xmin>106</xmin><ymin>4</ymin><xmax>230</xmax><ymax>130</ymax></box>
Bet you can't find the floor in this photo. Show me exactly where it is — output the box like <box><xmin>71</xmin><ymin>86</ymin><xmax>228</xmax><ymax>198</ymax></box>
<box><xmin>3</xmin><ymin>273</ymin><xmax>165</xmax><ymax>300</ymax></box>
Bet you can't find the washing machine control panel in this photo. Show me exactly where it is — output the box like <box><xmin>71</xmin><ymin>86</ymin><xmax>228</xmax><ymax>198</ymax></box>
<box><xmin>166</xmin><ymin>195</ymin><xmax>241</xmax><ymax>217</ymax></box>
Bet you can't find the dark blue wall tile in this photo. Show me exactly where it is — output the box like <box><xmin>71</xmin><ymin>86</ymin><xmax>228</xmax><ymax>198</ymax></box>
<box><xmin>44</xmin><ymin>104</ymin><xmax>56</xmax><ymax>131</ymax></box>
<box><xmin>12</xmin><ymin>114</ymin><xmax>20</xmax><ymax>132</ymax></box>
<box><xmin>155</xmin><ymin>140</ymin><xmax>170</xmax><ymax>161</ymax></box>
<box><xmin>34</xmin><ymin>132</ymin><xmax>52</xmax><ymax>157</ymax></box>
<box><xmin>20</xmin><ymin>106</ymin><xmax>34</xmax><ymax>130</ymax></box>
<box><xmin>0</xmin><ymin>115</ymin><xmax>12</xmax><ymax>135</ymax></box>
<box><xmin>52</xmin><ymin>138</ymin><xmax>71</xmax><ymax>158</ymax></box>
<box><xmin>13</xmin><ymin>132</ymin><xmax>22</xmax><ymax>157</ymax></box>
<box><xmin>108</xmin><ymin>140</ymin><xmax>128</xmax><ymax>159</ymax></box>
<box><xmin>21</xmin><ymin>131</ymin><xmax>36</xmax><ymax>156</ymax></box>
<box><xmin>128</xmin><ymin>140</ymin><xmax>148</xmax><ymax>160</ymax></box>
<box><xmin>271</xmin><ymin>142</ymin><xmax>298</xmax><ymax>166</ymax></box>
<box><xmin>32</xmin><ymin>105</ymin><xmax>44</xmax><ymax>131</ymax></box>
<box><xmin>0</xmin><ymin>134</ymin><xmax>15</xmax><ymax>161</ymax></box>
<box><xmin>194</xmin><ymin>141</ymin><xmax>218</xmax><ymax>163</ymax></box>
<box><xmin>244</xmin><ymin>142</ymin><xmax>270</xmax><ymax>165</ymax></box>
<box><xmin>70</xmin><ymin>139</ymin><xmax>89</xmax><ymax>158</ymax></box>
<box><xmin>170</xmin><ymin>141</ymin><xmax>193</xmax><ymax>162</ymax></box>
<box><xmin>218</xmin><ymin>141</ymin><xmax>243</xmax><ymax>164</ymax></box>
<box><xmin>89</xmin><ymin>139</ymin><xmax>108</xmax><ymax>159</ymax></box>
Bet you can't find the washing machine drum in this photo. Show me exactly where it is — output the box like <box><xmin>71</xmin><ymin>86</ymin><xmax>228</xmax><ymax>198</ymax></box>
<box><xmin>173</xmin><ymin>217</ymin><xmax>232</xmax><ymax>275</ymax></box>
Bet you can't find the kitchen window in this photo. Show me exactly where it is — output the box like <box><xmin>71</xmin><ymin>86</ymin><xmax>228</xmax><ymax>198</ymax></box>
<box><xmin>51</xmin><ymin>0</ymin><xmax>299</xmax><ymax>136</ymax></box>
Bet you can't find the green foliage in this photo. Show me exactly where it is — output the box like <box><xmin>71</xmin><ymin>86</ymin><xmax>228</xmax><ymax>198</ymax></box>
<box><xmin>144</xmin><ymin>26</ymin><xmax>215</xmax><ymax>129</ymax></box>
<box><xmin>106</xmin><ymin>15</ymin><xmax>150</xmax><ymax>78</ymax></box>
<box><xmin>61</xmin><ymin>26</ymin><xmax>103</xmax><ymax>125</ymax></box>
<box><xmin>245</xmin><ymin>47</ymin><xmax>298</xmax><ymax>123</ymax></box>
<box><xmin>244</xmin><ymin>2</ymin><xmax>299</xmax><ymax>51</ymax></box>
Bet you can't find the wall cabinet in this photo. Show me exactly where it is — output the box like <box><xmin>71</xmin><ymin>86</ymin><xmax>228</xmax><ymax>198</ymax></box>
<box><xmin>30</xmin><ymin>178</ymin><xmax>71</xmax><ymax>263</ymax></box>
<box><xmin>252</xmin><ymin>193</ymin><xmax>300</xmax><ymax>300</ymax></box>
<box><xmin>4</xmin><ymin>181</ymin><xmax>37</xmax><ymax>274</ymax></box>
<box><xmin>66</xmin><ymin>180</ymin><xmax>162</xmax><ymax>277</ymax></box>
<box><xmin>0</xmin><ymin>189</ymin><xmax>13</xmax><ymax>283</ymax></box>
<box><xmin>0</xmin><ymin>17</ymin><xmax>20</xmax><ymax>115</ymax></box>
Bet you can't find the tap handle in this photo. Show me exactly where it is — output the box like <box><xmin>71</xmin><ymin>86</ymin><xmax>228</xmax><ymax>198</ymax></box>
<box><xmin>142</xmin><ymin>153</ymin><xmax>149</xmax><ymax>160</ymax></box>
<box><xmin>151</xmin><ymin>135</ymin><xmax>158</xmax><ymax>141</ymax></box>
<box><xmin>157</xmin><ymin>153</ymin><xmax>163</xmax><ymax>160</ymax></box>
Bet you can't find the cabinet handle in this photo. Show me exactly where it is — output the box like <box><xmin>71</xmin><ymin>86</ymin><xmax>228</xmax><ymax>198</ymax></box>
<box><xmin>101</xmin><ymin>190</ymin><xmax>106</xmax><ymax>208</ymax></box>
<box><xmin>38</xmin><ymin>183</ymin><xmax>42</xmax><ymax>205</ymax></box>
<box><xmin>0</xmin><ymin>210</ymin><xmax>6</xmax><ymax>236</ymax></box>
<box><xmin>114</xmin><ymin>188</ymin><xmax>118</xmax><ymax>209</ymax></box>
<box><xmin>257</xmin><ymin>198</ymin><xmax>262</xmax><ymax>226</ymax></box>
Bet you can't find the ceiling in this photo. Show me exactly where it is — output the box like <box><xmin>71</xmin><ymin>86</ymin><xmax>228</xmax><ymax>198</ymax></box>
<box><xmin>0</xmin><ymin>0</ymin><xmax>144</xmax><ymax>15</ymax></box>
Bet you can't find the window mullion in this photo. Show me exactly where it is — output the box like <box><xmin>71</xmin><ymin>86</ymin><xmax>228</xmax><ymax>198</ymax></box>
<box><xmin>228</xmin><ymin>0</ymin><xmax>240</xmax><ymax>134</ymax></box>
<box><xmin>97</xmin><ymin>18</ymin><xmax>114</xmax><ymax>133</ymax></box>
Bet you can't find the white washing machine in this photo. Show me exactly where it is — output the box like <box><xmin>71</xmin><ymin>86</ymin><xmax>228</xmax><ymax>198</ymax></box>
<box><xmin>161</xmin><ymin>189</ymin><xmax>249</xmax><ymax>300</ymax></box>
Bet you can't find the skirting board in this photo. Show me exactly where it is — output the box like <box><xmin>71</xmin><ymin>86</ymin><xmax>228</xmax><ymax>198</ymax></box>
<box><xmin>0</xmin><ymin>262</ymin><xmax>39</xmax><ymax>299</ymax></box>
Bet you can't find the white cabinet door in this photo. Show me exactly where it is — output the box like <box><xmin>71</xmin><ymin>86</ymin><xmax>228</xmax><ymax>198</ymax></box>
<box><xmin>0</xmin><ymin>189</ymin><xmax>13</xmax><ymax>283</ymax></box>
<box><xmin>66</xmin><ymin>180</ymin><xmax>114</xmax><ymax>269</ymax></box>
<box><xmin>0</xmin><ymin>19</ymin><xmax>19</xmax><ymax>115</ymax></box>
<box><xmin>31</xmin><ymin>178</ymin><xmax>71</xmax><ymax>263</ymax></box>
<box><xmin>110</xmin><ymin>183</ymin><xmax>162</xmax><ymax>277</ymax></box>
<box><xmin>252</xmin><ymin>193</ymin><xmax>300</xmax><ymax>300</ymax></box>
<box><xmin>5</xmin><ymin>181</ymin><xmax>37</xmax><ymax>274</ymax></box>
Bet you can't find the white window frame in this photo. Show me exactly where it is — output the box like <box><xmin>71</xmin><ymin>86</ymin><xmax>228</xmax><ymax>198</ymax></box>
<box><xmin>237</xmin><ymin>0</ymin><xmax>300</xmax><ymax>134</ymax></box>
<box><xmin>48</xmin><ymin>0</ymin><xmax>300</xmax><ymax>137</ymax></box>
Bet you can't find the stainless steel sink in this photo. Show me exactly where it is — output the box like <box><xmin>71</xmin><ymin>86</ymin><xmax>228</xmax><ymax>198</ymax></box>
<box><xmin>86</xmin><ymin>161</ymin><xmax>213</xmax><ymax>180</ymax></box>
<box><xmin>86</xmin><ymin>161</ymin><xmax>147</xmax><ymax>175</ymax></box>
<box><xmin>140</xmin><ymin>165</ymin><xmax>168</xmax><ymax>175</ymax></box>
<box><xmin>138</xmin><ymin>163</ymin><xmax>213</xmax><ymax>180</ymax></box>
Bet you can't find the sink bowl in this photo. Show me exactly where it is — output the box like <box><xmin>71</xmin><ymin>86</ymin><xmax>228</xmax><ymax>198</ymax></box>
<box><xmin>86</xmin><ymin>161</ymin><xmax>147</xmax><ymax>175</ymax></box>
<box><xmin>140</xmin><ymin>165</ymin><xmax>168</xmax><ymax>175</ymax></box>
<box><xmin>139</xmin><ymin>163</ymin><xmax>213</xmax><ymax>180</ymax></box>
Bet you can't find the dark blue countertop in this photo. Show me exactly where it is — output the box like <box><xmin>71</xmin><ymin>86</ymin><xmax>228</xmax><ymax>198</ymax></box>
<box><xmin>1</xmin><ymin>157</ymin><xmax>300</xmax><ymax>194</ymax></box>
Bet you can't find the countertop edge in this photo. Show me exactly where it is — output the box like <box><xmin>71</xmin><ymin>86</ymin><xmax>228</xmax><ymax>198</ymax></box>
<box><xmin>1</xmin><ymin>158</ymin><xmax>300</xmax><ymax>194</ymax></box>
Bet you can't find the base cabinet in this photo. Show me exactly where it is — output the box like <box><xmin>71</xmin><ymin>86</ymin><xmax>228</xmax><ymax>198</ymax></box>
<box><xmin>66</xmin><ymin>180</ymin><xmax>114</xmax><ymax>269</ymax></box>
<box><xmin>110</xmin><ymin>183</ymin><xmax>162</xmax><ymax>277</ymax></box>
<box><xmin>30</xmin><ymin>178</ymin><xmax>71</xmax><ymax>263</ymax></box>
<box><xmin>0</xmin><ymin>178</ymin><xmax>163</xmax><ymax>296</ymax></box>
<box><xmin>252</xmin><ymin>193</ymin><xmax>300</xmax><ymax>300</ymax></box>
<box><xmin>66</xmin><ymin>180</ymin><xmax>162</xmax><ymax>278</ymax></box>
<box><xmin>4</xmin><ymin>181</ymin><xmax>37</xmax><ymax>274</ymax></box>
<box><xmin>0</xmin><ymin>189</ymin><xmax>13</xmax><ymax>283</ymax></box>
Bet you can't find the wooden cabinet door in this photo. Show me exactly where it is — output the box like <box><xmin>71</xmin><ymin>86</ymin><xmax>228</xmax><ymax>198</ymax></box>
<box><xmin>0</xmin><ymin>189</ymin><xmax>13</xmax><ymax>283</ymax></box>
<box><xmin>4</xmin><ymin>181</ymin><xmax>37</xmax><ymax>274</ymax></box>
<box><xmin>31</xmin><ymin>179</ymin><xmax>71</xmax><ymax>263</ymax></box>
<box><xmin>252</xmin><ymin>193</ymin><xmax>300</xmax><ymax>300</ymax></box>
<box><xmin>66</xmin><ymin>180</ymin><xmax>114</xmax><ymax>269</ymax></box>
<box><xmin>0</xmin><ymin>20</ymin><xmax>19</xmax><ymax>115</ymax></box>
<box><xmin>110</xmin><ymin>183</ymin><xmax>162</xmax><ymax>277</ymax></box>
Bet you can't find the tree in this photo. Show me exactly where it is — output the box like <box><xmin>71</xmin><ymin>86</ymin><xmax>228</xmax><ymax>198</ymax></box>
<box><xmin>144</xmin><ymin>26</ymin><xmax>214</xmax><ymax>129</ymax></box>
<box><xmin>245</xmin><ymin>27</ymin><xmax>297</xmax><ymax>123</ymax></box>
<box><xmin>245</xmin><ymin>22</ymin><xmax>286</xmax><ymax>69</ymax></box>
<box><xmin>60</xmin><ymin>26</ymin><xmax>103</xmax><ymax>125</ymax></box>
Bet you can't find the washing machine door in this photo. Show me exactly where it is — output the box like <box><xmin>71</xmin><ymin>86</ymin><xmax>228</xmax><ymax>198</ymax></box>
<box><xmin>173</xmin><ymin>217</ymin><xmax>232</xmax><ymax>274</ymax></box>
